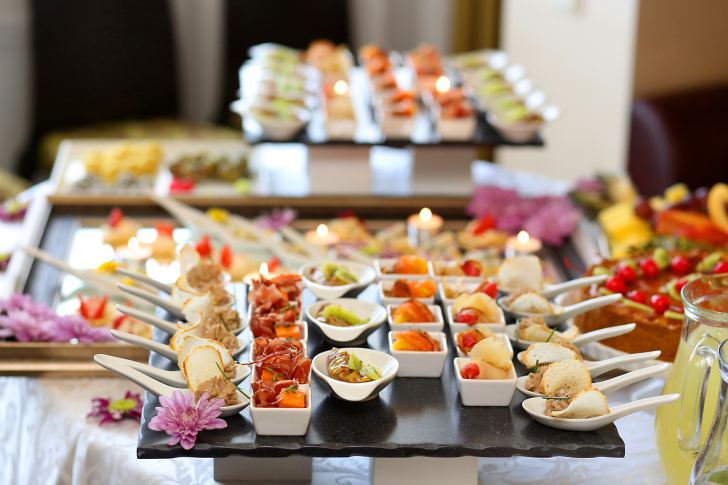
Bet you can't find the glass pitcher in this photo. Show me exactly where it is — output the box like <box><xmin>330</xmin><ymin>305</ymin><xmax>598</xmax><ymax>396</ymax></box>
<box><xmin>655</xmin><ymin>274</ymin><xmax>728</xmax><ymax>485</ymax></box>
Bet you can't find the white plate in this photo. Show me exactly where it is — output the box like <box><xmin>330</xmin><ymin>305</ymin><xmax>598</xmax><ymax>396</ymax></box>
<box><xmin>446</xmin><ymin>304</ymin><xmax>505</xmax><ymax>335</ymax></box>
<box><xmin>312</xmin><ymin>348</ymin><xmax>398</xmax><ymax>402</ymax></box>
<box><xmin>387</xmin><ymin>304</ymin><xmax>444</xmax><ymax>333</ymax></box>
<box><xmin>388</xmin><ymin>331</ymin><xmax>449</xmax><ymax>378</ymax></box>
<box><xmin>306</xmin><ymin>299</ymin><xmax>387</xmax><ymax>346</ymax></box>
<box><xmin>250</xmin><ymin>385</ymin><xmax>312</xmax><ymax>436</ymax></box>
<box><xmin>374</xmin><ymin>258</ymin><xmax>433</xmax><ymax>281</ymax></box>
<box><xmin>453</xmin><ymin>358</ymin><xmax>517</xmax><ymax>407</ymax></box>
<box><xmin>378</xmin><ymin>280</ymin><xmax>436</xmax><ymax>307</ymax></box>
<box><xmin>453</xmin><ymin>331</ymin><xmax>513</xmax><ymax>359</ymax></box>
<box><xmin>299</xmin><ymin>260</ymin><xmax>376</xmax><ymax>300</ymax></box>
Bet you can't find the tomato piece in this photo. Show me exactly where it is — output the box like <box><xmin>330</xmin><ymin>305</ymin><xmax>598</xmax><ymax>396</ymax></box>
<box><xmin>455</xmin><ymin>309</ymin><xmax>479</xmax><ymax>325</ymax></box>
<box><xmin>169</xmin><ymin>177</ymin><xmax>195</xmax><ymax>192</ymax></box>
<box><xmin>475</xmin><ymin>281</ymin><xmax>498</xmax><ymax>299</ymax></box>
<box><xmin>461</xmin><ymin>362</ymin><xmax>480</xmax><ymax>379</ymax></box>
<box><xmin>155</xmin><ymin>221</ymin><xmax>175</xmax><ymax>238</ymax></box>
<box><xmin>78</xmin><ymin>295</ymin><xmax>108</xmax><ymax>320</ymax></box>
<box><xmin>714</xmin><ymin>261</ymin><xmax>728</xmax><ymax>274</ymax></box>
<box><xmin>195</xmin><ymin>234</ymin><xmax>212</xmax><ymax>257</ymax></box>
<box><xmin>605</xmin><ymin>275</ymin><xmax>626</xmax><ymax>294</ymax></box>
<box><xmin>616</xmin><ymin>265</ymin><xmax>636</xmax><ymax>283</ymax></box>
<box><xmin>628</xmin><ymin>290</ymin><xmax>647</xmax><ymax>304</ymax></box>
<box><xmin>671</xmin><ymin>256</ymin><xmax>690</xmax><ymax>274</ymax></box>
<box><xmin>461</xmin><ymin>332</ymin><xmax>478</xmax><ymax>350</ymax></box>
<box><xmin>267</xmin><ymin>257</ymin><xmax>280</xmax><ymax>272</ymax></box>
<box><xmin>461</xmin><ymin>260</ymin><xmax>482</xmax><ymax>277</ymax></box>
<box><xmin>472</xmin><ymin>215</ymin><xmax>495</xmax><ymax>235</ymax></box>
<box><xmin>650</xmin><ymin>294</ymin><xmax>670</xmax><ymax>315</ymax></box>
<box><xmin>640</xmin><ymin>259</ymin><xmax>659</xmax><ymax>278</ymax></box>
<box><xmin>220</xmin><ymin>245</ymin><xmax>233</xmax><ymax>268</ymax></box>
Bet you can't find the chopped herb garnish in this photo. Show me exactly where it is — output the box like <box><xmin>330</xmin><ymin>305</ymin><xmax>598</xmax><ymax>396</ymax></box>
<box><xmin>278</xmin><ymin>304</ymin><xmax>296</xmax><ymax>313</ymax></box>
<box><xmin>282</xmin><ymin>384</ymin><xmax>298</xmax><ymax>393</ymax></box>
<box><xmin>545</xmin><ymin>327</ymin><xmax>556</xmax><ymax>343</ymax></box>
<box><xmin>215</xmin><ymin>362</ymin><xmax>250</xmax><ymax>399</ymax></box>
<box><xmin>542</xmin><ymin>396</ymin><xmax>570</xmax><ymax>400</ymax></box>
<box><xmin>533</xmin><ymin>359</ymin><xmax>540</xmax><ymax>373</ymax></box>
<box><xmin>219</xmin><ymin>314</ymin><xmax>231</xmax><ymax>333</ymax></box>
<box><xmin>285</xmin><ymin>337</ymin><xmax>300</xmax><ymax>341</ymax></box>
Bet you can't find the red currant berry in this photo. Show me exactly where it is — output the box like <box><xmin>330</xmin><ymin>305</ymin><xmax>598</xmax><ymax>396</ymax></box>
<box><xmin>461</xmin><ymin>362</ymin><xmax>480</xmax><ymax>379</ymax></box>
<box><xmin>628</xmin><ymin>290</ymin><xmax>647</xmax><ymax>304</ymax></box>
<box><xmin>640</xmin><ymin>259</ymin><xmax>659</xmax><ymax>278</ymax></box>
<box><xmin>714</xmin><ymin>261</ymin><xmax>728</xmax><ymax>274</ymax></box>
<box><xmin>650</xmin><ymin>294</ymin><xmax>670</xmax><ymax>315</ymax></box>
<box><xmin>617</xmin><ymin>265</ymin><xmax>637</xmax><ymax>283</ymax></box>
<box><xmin>605</xmin><ymin>275</ymin><xmax>627</xmax><ymax>294</ymax></box>
<box><xmin>671</xmin><ymin>256</ymin><xmax>690</xmax><ymax>274</ymax></box>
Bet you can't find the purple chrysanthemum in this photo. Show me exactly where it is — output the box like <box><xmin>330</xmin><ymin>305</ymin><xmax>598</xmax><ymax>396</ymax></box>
<box><xmin>88</xmin><ymin>391</ymin><xmax>143</xmax><ymax>425</ymax></box>
<box><xmin>54</xmin><ymin>314</ymin><xmax>117</xmax><ymax>343</ymax></box>
<box><xmin>523</xmin><ymin>198</ymin><xmax>582</xmax><ymax>245</ymax></box>
<box><xmin>256</xmin><ymin>208</ymin><xmax>297</xmax><ymax>231</ymax></box>
<box><xmin>0</xmin><ymin>309</ymin><xmax>58</xmax><ymax>342</ymax></box>
<box><xmin>148</xmin><ymin>390</ymin><xmax>227</xmax><ymax>450</ymax></box>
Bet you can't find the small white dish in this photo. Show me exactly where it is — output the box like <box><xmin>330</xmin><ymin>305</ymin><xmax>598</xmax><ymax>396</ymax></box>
<box><xmin>374</xmin><ymin>258</ymin><xmax>433</xmax><ymax>281</ymax></box>
<box><xmin>453</xmin><ymin>331</ymin><xmax>513</xmax><ymax>359</ymax></box>
<box><xmin>388</xmin><ymin>331</ymin><xmax>449</xmax><ymax>378</ymax></box>
<box><xmin>436</xmin><ymin>116</ymin><xmax>477</xmax><ymax>141</ymax></box>
<box><xmin>378</xmin><ymin>280</ymin><xmax>436</xmax><ymax>307</ymax></box>
<box><xmin>387</xmin><ymin>304</ymin><xmax>444</xmax><ymax>333</ymax></box>
<box><xmin>250</xmin><ymin>385</ymin><xmax>312</xmax><ymax>436</ymax></box>
<box><xmin>453</xmin><ymin>358</ymin><xmax>517</xmax><ymax>407</ymax></box>
<box><xmin>306</xmin><ymin>299</ymin><xmax>387</xmax><ymax>346</ymax></box>
<box><xmin>249</xmin><ymin>340</ymin><xmax>311</xmax><ymax>384</ymax></box>
<box><xmin>299</xmin><ymin>260</ymin><xmax>376</xmax><ymax>300</ymax></box>
<box><xmin>312</xmin><ymin>348</ymin><xmax>399</xmax><ymax>402</ymax></box>
<box><xmin>446</xmin><ymin>304</ymin><xmax>505</xmax><ymax>335</ymax></box>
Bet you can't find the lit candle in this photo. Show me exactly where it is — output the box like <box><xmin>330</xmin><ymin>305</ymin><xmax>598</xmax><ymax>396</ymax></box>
<box><xmin>243</xmin><ymin>262</ymin><xmax>280</xmax><ymax>286</ymax></box>
<box><xmin>436</xmin><ymin>76</ymin><xmax>451</xmax><ymax>93</ymax></box>
<box><xmin>116</xmin><ymin>237</ymin><xmax>152</xmax><ymax>264</ymax></box>
<box><xmin>505</xmin><ymin>231</ymin><xmax>543</xmax><ymax>258</ymax></box>
<box><xmin>334</xmin><ymin>80</ymin><xmax>348</xmax><ymax>95</ymax></box>
<box><xmin>305</xmin><ymin>224</ymin><xmax>340</xmax><ymax>246</ymax></box>
<box><xmin>407</xmin><ymin>208</ymin><xmax>444</xmax><ymax>247</ymax></box>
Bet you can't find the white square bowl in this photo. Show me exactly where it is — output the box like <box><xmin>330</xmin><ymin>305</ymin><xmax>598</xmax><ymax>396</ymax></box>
<box><xmin>374</xmin><ymin>258</ymin><xmax>434</xmax><ymax>281</ymax></box>
<box><xmin>387</xmin><ymin>304</ymin><xmax>444</xmax><ymax>333</ymax></box>
<box><xmin>378</xmin><ymin>280</ymin><xmax>436</xmax><ymax>308</ymax></box>
<box><xmin>249</xmin><ymin>340</ymin><xmax>312</xmax><ymax>385</ymax></box>
<box><xmin>388</xmin><ymin>331</ymin><xmax>449</xmax><ymax>378</ymax></box>
<box><xmin>453</xmin><ymin>358</ymin><xmax>517</xmax><ymax>406</ymax></box>
<box><xmin>446</xmin><ymin>304</ymin><xmax>505</xmax><ymax>335</ymax></box>
<box><xmin>299</xmin><ymin>260</ymin><xmax>376</xmax><ymax>300</ymax></box>
<box><xmin>250</xmin><ymin>385</ymin><xmax>312</xmax><ymax>436</ymax></box>
<box><xmin>453</xmin><ymin>330</ymin><xmax>513</xmax><ymax>359</ymax></box>
<box><xmin>312</xmin><ymin>348</ymin><xmax>399</xmax><ymax>402</ymax></box>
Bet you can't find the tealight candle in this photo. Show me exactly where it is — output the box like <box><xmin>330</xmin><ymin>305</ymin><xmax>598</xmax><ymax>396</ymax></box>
<box><xmin>407</xmin><ymin>208</ymin><xmax>444</xmax><ymax>247</ymax></box>
<box><xmin>243</xmin><ymin>262</ymin><xmax>280</xmax><ymax>286</ymax></box>
<box><xmin>505</xmin><ymin>231</ymin><xmax>543</xmax><ymax>258</ymax></box>
<box><xmin>305</xmin><ymin>224</ymin><xmax>340</xmax><ymax>246</ymax></box>
<box><xmin>436</xmin><ymin>76</ymin><xmax>451</xmax><ymax>93</ymax></box>
<box><xmin>116</xmin><ymin>237</ymin><xmax>152</xmax><ymax>266</ymax></box>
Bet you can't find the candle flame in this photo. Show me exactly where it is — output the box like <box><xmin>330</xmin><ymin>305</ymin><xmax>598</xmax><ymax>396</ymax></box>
<box><xmin>435</xmin><ymin>76</ymin><xmax>450</xmax><ymax>93</ymax></box>
<box><xmin>259</xmin><ymin>263</ymin><xmax>269</xmax><ymax>277</ymax></box>
<box><xmin>317</xmin><ymin>224</ymin><xmax>329</xmax><ymax>237</ymax></box>
<box><xmin>128</xmin><ymin>237</ymin><xmax>140</xmax><ymax>250</ymax></box>
<box><xmin>334</xmin><ymin>80</ymin><xmax>348</xmax><ymax>95</ymax></box>
<box><xmin>518</xmin><ymin>231</ymin><xmax>530</xmax><ymax>244</ymax></box>
<box><xmin>420</xmin><ymin>208</ymin><xmax>432</xmax><ymax>222</ymax></box>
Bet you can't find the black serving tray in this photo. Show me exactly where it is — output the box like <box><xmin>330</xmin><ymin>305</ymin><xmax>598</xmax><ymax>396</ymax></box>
<box><xmin>136</xmin><ymin>278</ymin><xmax>624</xmax><ymax>460</ymax></box>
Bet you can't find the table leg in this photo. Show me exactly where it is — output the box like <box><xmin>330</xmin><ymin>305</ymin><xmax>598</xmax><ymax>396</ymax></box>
<box><xmin>213</xmin><ymin>456</ymin><xmax>313</xmax><ymax>484</ymax></box>
<box><xmin>370</xmin><ymin>456</ymin><xmax>478</xmax><ymax>485</ymax></box>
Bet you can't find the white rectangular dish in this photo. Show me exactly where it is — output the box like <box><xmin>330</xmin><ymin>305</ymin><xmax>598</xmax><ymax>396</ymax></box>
<box><xmin>387</xmin><ymin>304</ymin><xmax>444</xmax><ymax>333</ymax></box>
<box><xmin>388</xmin><ymin>331</ymin><xmax>449</xmax><ymax>378</ymax></box>
<box><xmin>378</xmin><ymin>280</ymin><xmax>436</xmax><ymax>307</ymax></box>
<box><xmin>453</xmin><ymin>331</ymin><xmax>513</xmax><ymax>359</ymax></box>
<box><xmin>453</xmin><ymin>358</ymin><xmax>517</xmax><ymax>406</ymax></box>
<box><xmin>374</xmin><ymin>258</ymin><xmax>434</xmax><ymax>281</ymax></box>
<box><xmin>250</xmin><ymin>384</ymin><xmax>312</xmax><ymax>436</ymax></box>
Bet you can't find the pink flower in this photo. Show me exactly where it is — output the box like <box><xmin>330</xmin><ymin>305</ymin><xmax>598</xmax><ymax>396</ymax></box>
<box><xmin>523</xmin><ymin>198</ymin><xmax>582</xmax><ymax>245</ymax></box>
<box><xmin>54</xmin><ymin>315</ymin><xmax>117</xmax><ymax>343</ymax></box>
<box><xmin>256</xmin><ymin>208</ymin><xmax>297</xmax><ymax>231</ymax></box>
<box><xmin>88</xmin><ymin>391</ymin><xmax>143</xmax><ymax>425</ymax></box>
<box><xmin>148</xmin><ymin>390</ymin><xmax>227</xmax><ymax>450</ymax></box>
<box><xmin>0</xmin><ymin>309</ymin><xmax>58</xmax><ymax>342</ymax></box>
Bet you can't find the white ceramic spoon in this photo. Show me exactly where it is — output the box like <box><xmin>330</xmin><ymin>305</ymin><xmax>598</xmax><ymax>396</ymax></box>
<box><xmin>498</xmin><ymin>275</ymin><xmax>608</xmax><ymax>299</ymax></box>
<box><xmin>116</xmin><ymin>304</ymin><xmax>247</xmax><ymax>336</ymax></box>
<box><xmin>517</xmin><ymin>363</ymin><xmax>670</xmax><ymax>398</ymax></box>
<box><xmin>117</xmin><ymin>282</ymin><xmax>184</xmax><ymax>318</ymax></box>
<box><xmin>497</xmin><ymin>293</ymin><xmax>622</xmax><ymax>325</ymax></box>
<box><xmin>94</xmin><ymin>355</ymin><xmax>250</xmax><ymax>417</ymax></box>
<box><xmin>97</xmin><ymin>354</ymin><xmax>251</xmax><ymax>387</ymax></box>
<box><xmin>521</xmin><ymin>393</ymin><xmax>679</xmax><ymax>431</ymax></box>
<box><xmin>505</xmin><ymin>323</ymin><xmax>637</xmax><ymax>351</ymax></box>
<box><xmin>115</xmin><ymin>268</ymin><xmax>174</xmax><ymax>294</ymax></box>
<box><xmin>517</xmin><ymin>350</ymin><xmax>662</xmax><ymax>378</ymax></box>
<box><xmin>110</xmin><ymin>329</ymin><xmax>247</xmax><ymax>361</ymax></box>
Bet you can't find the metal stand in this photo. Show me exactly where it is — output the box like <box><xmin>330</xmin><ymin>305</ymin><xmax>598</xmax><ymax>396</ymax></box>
<box><xmin>213</xmin><ymin>456</ymin><xmax>313</xmax><ymax>484</ymax></box>
<box><xmin>370</xmin><ymin>457</ymin><xmax>478</xmax><ymax>485</ymax></box>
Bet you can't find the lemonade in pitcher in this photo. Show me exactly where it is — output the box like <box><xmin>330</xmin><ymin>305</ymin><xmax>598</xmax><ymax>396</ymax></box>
<box><xmin>655</xmin><ymin>275</ymin><xmax>728</xmax><ymax>485</ymax></box>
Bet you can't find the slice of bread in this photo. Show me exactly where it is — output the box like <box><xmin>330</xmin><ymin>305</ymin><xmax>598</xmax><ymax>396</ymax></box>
<box><xmin>497</xmin><ymin>256</ymin><xmax>543</xmax><ymax>291</ymax></box>
<box><xmin>550</xmin><ymin>388</ymin><xmax>610</xmax><ymax>419</ymax></box>
<box><xmin>508</xmin><ymin>293</ymin><xmax>554</xmax><ymax>314</ymax></box>
<box><xmin>179</xmin><ymin>243</ymin><xmax>201</xmax><ymax>277</ymax></box>
<box><xmin>169</xmin><ymin>322</ymin><xmax>204</xmax><ymax>352</ymax></box>
<box><xmin>179</xmin><ymin>291</ymin><xmax>215</xmax><ymax>320</ymax></box>
<box><xmin>178</xmin><ymin>335</ymin><xmax>234</xmax><ymax>372</ymax></box>
<box><xmin>183</xmin><ymin>345</ymin><xmax>224</xmax><ymax>392</ymax></box>
<box><xmin>521</xmin><ymin>342</ymin><xmax>578</xmax><ymax>368</ymax></box>
<box><xmin>170</xmin><ymin>275</ymin><xmax>209</xmax><ymax>307</ymax></box>
<box><xmin>540</xmin><ymin>360</ymin><xmax>591</xmax><ymax>396</ymax></box>
<box><xmin>453</xmin><ymin>293</ymin><xmax>500</xmax><ymax>320</ymax></box>
<box><xmin>520</xmin><ymin>323</ymin><xmax>579</xmax><ymax>343</ymax></box>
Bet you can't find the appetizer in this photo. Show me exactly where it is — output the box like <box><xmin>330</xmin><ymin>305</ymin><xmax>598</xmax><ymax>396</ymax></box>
<box><xmin>456</xmin><ymin>217</ymin><xmax>509</xmax><ymax>251</ymax></box>
<box><xmin>383</xmin><ymin>279</ymin><xmax>437</xmax><ymax>299</ymax></box>
<box><xmin>517</xmin><ymin>316</ymin><xmax>578</xmax><ymax>342</ymax></box>
<box><xmin>327</xmin><ymin>348</ymin><xmax>381</xmax><ymax>382</ymax></box>
<box><xmin>433</xmin><ymin>259</ymin><xmax>484</xmax><ymax>277</ymax></box>
<box><xmin>304</xmin><ymin>40</ymin><xmax>352</xmax><ymax>79</ymax></box>
<box><xmin>521</xmin><ymin>341</ymin><xmax>583</xmax><ymax>369</ymax></box>
<box><xmin>441</xmin><ymin>279</ymin><xmax>499</xmax><ymax>300</ymax></box>
<box><xmin>309</xmin><ymin>262</ymin><xmax>358</xmax><ymax>286</ymax></box>
<box><xmin>408</xmin><ymin>43</ymin><xmax>443</xmax><ymax>78</ymax></box>
<box><xmin>391</xmin><ymin>329</ymin><xmax>441</xmax><ymax>352</ymax></box>
<box><xmin>503</xmin><ymin>290</ymin><xmax>556</xmax><ymax>314</ymax></box>
<box><xmin>452</xmin><ymin>293</ymin><xmax>501</xmax><ymax>325</ymax></box>
<box><xmin>359</xmin><ymin>44</ymin><xmax>391</xmax><ymax>76</ymax></box>
<box><xmin>383</xmin><ymin>255</ymin><xmax>429</xmax><ymax>275</ymax></box>
<box><xmin>252</xmin><ymin>381</ymin><xmax>306</xmax><ymax>408</ymax></box>
<box><xmin>391</xmin><ymin>299</ymin><xmax>435</xmax><ymax>324</ymax></box>
<box><xmin>456</xmin><ymin>326</ymin><xmax>497</xmax><ymax>355</ymax></box>
<box><xmin>183</xmin><ymin>345</ymin><xmax>241</xmax><ymax>406</ymax></box>
<box><xmin>83</xmin><ymin>141</ymin><xmax>162</xmax><ymax>184</ymax></box>
<box><xmin>527</xmin><ymin>359</ymin><xmax>591</xmax><ymax>396</ymax></box>
<box><xmin>77</xmin><ymin>295</ymin><xmax>152</xmax><ymax>339</ymax></box>
<box><xmin>169</xmin><ymin>152</ymin><xmax>247</xmax><ymax>183</ymax></box>
<box><xmin>497</xmin><ymin>255</ymin><xmax>543</xmax><ymax>292</ymax></box>
<box><xmin>172</xmin><ymin>314</ymin><xmax>239</xmax><ymax>355</ymax></box>
<box><xmin>316</xmin><ymin>304</ymin><xmax>369</xmax><ymax>327</ymax></box>
<box><xmin>248</xmin><ymin>273</ymin><xmax>304</xmax><ymax>317</ymax></box>
<box><xmin>101</xmin><ymin>208</ymin><xmax>140</xmax><ymax>248</ymax></box>
<box><xmin>151</xmin><ymin>221</ymin><xmax>176</xmax><ymax>259</ymax></box>
<box><xmin>459</xmin><ymin>338</ymin><xmax>514</xmax><ymax>380</ymax></box>
<box><xmin>545</xmin><ymin>388</ymin><xmax>610</xmax><ymax>419</ymax></box>
<box><xmin>216</xmin><ymin>245</ymin><xmax>257</xmax><ymax>283</ymax></box>
<box><xmin>252</xmin><ymin>337</ymin><xmax>311</xmax><ymax>385</ymax></box>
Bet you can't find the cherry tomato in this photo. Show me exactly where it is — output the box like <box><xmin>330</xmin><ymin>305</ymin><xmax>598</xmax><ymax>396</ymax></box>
<box><xmin>617</xmin><ymin>265</ymin><xmax>637</xmax><ymax>283</ymax></box>
<box><xmin>640</xmin><ymin>258</ymin><xmax>659</xmax><ymax>278</ymax></box>
<box><xmin>195</xmin><ymin>234</ymin><xmax>212</xmax><ymax>257</ymax></box>
<box><xmin>461</xmin><ymin>260</ymin><xmax>482</xmax><ymax>277</ymax></box>
<box><xmin>675</xmin><ymin>278</ymin><xmax>689</xmax><ymax>294</ymax></box>
<box><xmin>650</xmin><ymin>294</ymin><xmax>670</xmax><ymax>315</ymax></box>
<box><xmin>267</xmin><ymin>257</ymin><xmax>280</xmax><ymax>272</ymax></box>
<box><xmin>169</xmin><ymin>177</ymin><xmax>195</xmax><ymax>192</ymax></box>
<box><xmin>472</xmin><ymin>215</ymin><xmax>495</xmax><ymax>235</ymax></box>
<box><xmin>108</xmin><ymin>208</ymin><xmax>123</xmax><ymax>228</ymax></box>
<box><xmin>714</xmin><ymin>261</ymin><xmax>728</xmax><ymax>274</ymax></box>
<box><xmin>605</xmin><ymin>275</ymin><xmax>626</xmax><ymax>294</ymax></box>
<box><xmin>155</xmin><ymin>221</ymin><xmax>175</xmax><ymax>238</ymax></box>
<box><xmin>78</xmin><ymin>295</ymin><xmax>109</xmax><ymax>320</ymax></box>
<box><xmin>474</xmin><ymin>281</ymin><xmax>498</xmax><ymax>300</ymax></box>
<box><xmin>461</xmin><ymin>331</ymin><xmax>478</xmax><ymax>350</ymax></box>
<box><xmin>461</xmin><ymin>362</ymin><xmax>480</xmax><ymax>379</ymax></box>
<box><xmin>671</xmin><ymin>256</ymin><xmax>690</xmax><ymax>274</ymax></box>
<box><xmin>219</xmin><ymin>245</ymin><xmax>233</xmax><ymax>268</ymax></box>
<box><xmin>628</xmin><ymin>290</ymin><xmax>647</xmax><ymax>304</ymax></box>
<box><xmin>455</xmin><ymin>309</ymin><xmax>479</xmax><ymax>325</ymax></box>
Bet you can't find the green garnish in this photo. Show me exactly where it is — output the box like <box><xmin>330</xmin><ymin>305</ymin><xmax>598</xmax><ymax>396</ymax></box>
<box><xmin>215</xmin><ymin>362</ymin><xmax>250</xmax><ymax>399</ymax></box>
<box><xmin>545</xmin><ymin>327</ymin><xmax>556</xmax><ymax>343</ymax></box>
<box><xmin>542</xmin><ymin>396</ymin><xmax>570</xmax><ymax>400</ymax></box>
<box><xmin>219</xmin><ymin>314</ymin><xmax>231</xmax><ymax>333</ymax></box>
<box><xmin>282</xmin><ymin>384</ymin><xmax>298</xmax><ymax>393</ymax></box>
<box><xmin>533</xmin><ymin>359</ymin><xmax>540</xmax><ymax>373</ymax></box>
<box><xmin>266</xmin><ymin>366</ymin><xmax>285</xmax><ymax>381</ymax></box>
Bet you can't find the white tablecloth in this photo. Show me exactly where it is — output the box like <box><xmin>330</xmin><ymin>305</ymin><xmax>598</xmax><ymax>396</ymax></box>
<box><xmin>0</xmin><ymin>377</ymin><xmax>669</xmax><ymax>485</ymax></box>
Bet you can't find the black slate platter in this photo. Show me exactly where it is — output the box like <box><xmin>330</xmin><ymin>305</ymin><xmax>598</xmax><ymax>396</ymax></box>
<box><xmin>136</xmin><ymin>283</ymin><xmax>625</xmax><ymax>459</ymax></box>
